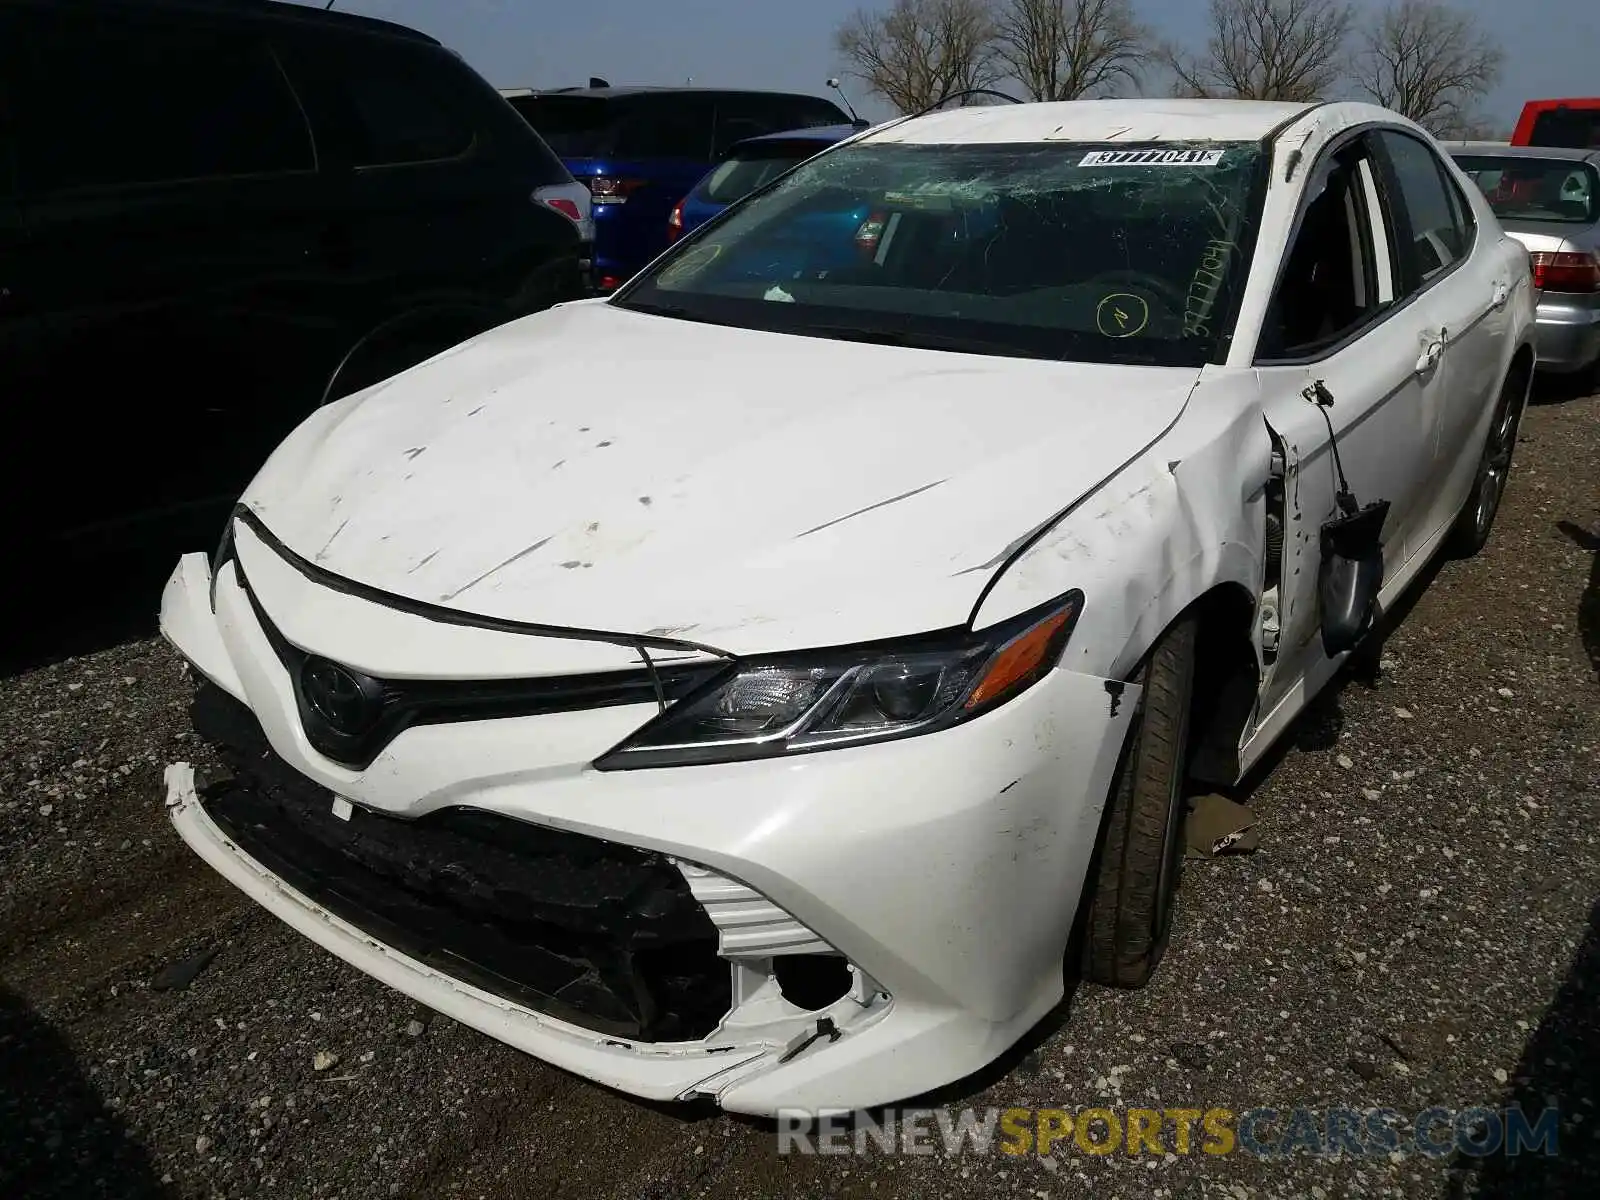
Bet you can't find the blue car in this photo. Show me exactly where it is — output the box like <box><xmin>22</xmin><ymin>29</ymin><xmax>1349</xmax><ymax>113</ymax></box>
<box><xmin>668</xmin><ymin>124</ymin><xmax>862</xmax><ymax>242</ymax></box>
<box><xmin>665</xmin><ymin>127</ymin><xmax>1009</xmax><ymax>288</ymax></box>
<box><xmin>503</xmin><ymin>87</ymin><xmax>851</xmax><ymax>291</ymax></box>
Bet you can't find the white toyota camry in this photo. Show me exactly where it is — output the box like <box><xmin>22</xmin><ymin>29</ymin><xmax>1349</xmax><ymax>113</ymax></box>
<box><xmin>161</xmin><ymin>99</ymin><xmax>1535</xmax><ymax>1115</ymax></box>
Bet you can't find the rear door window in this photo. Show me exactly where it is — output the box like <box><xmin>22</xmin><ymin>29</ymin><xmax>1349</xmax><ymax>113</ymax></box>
<box><xmin>1528</xmin><ymin>107</ymin><xmax>1600</xmax><ymax>150</ymax></box>
<box><xmin>506</xmin><ymin>95</ymin><xmax>616</xmax><ymax>157</ymax></box>
<box><xmin>14</xmin><ymin>10</ymin><xmax>313</xmax><ymax>192</ymax></box>
<box><xmin>312</xmin><ymin>44</ymin><xmax>476</xmax><ymax>168</ymax></box>
<box><xmin>712</xmin><ymin>95</ymin><xmax>846</xmax><ymax>158</ymax></box>
<box><xmin>508</xmin><ymin>94</ymin><xmax>716</xmax><ymax>161</ymax></box>
<box><xmin>712</xmin><ymin>108</ymin><xmax>771</xmax><ymax>159</ymax></box>
<box><xmin>1375</xmin><ymin>131</ymin><xmax>1471</xmax><ymax>291</ymax></box>
<box><xmin>612</xmin><ymin>96</ymin><xmax>715</xmax><ymax>160</ymax></box>
<box><xmin>789</xmin><ymin>97</ymin><xmax>853</xmax><ymax>128</ymax></box>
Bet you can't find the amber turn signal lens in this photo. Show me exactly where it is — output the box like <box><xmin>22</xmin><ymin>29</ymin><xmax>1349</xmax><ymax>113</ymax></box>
<box><xmin>964</xmin><ymin>603</ymin><xmax>1076</xmax><ymax>711</ymax></box>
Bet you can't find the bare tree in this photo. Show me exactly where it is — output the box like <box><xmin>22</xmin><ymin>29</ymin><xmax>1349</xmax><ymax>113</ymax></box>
<box><xmin>834</xmin><ymin>0</ymin><xmax>1000</xmax><ymax>114</ymax></box>
<box><xmin>1353</xmin><ymin>0</ymin><xmax>1503</xmax><ymax>136</ymax></box>
<box><xmin>993</xmin><ymin>0</ymin><xmax>1149</xmax><ymax>101</ymax></box>
<box><xmin>1157</xmin><ymin>0</ymin><xmax>1353</xmax><ymax>101</ymax></box>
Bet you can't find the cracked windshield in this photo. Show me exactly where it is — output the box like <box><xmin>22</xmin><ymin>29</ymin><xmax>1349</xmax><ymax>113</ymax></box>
<box><xmin>617</xmin><ymin>140</ymin><xmax>1265</xmax><ymax>366</ymax></box>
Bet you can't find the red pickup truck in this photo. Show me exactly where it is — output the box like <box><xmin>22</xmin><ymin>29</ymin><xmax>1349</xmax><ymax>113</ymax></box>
<box><xmin>1512</xmin><ymin>99</ymin><xmax>1600</xmax><ymax>149</ymax></box>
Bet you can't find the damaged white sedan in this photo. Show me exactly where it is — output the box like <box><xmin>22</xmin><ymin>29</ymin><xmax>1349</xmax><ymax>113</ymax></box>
<box><xmin>160</xmin><ymin>99</ymin><xmax>1535</xmax><ymax>1115</ymax></box>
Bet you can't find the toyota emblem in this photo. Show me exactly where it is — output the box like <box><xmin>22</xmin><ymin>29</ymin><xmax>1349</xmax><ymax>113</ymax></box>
<box><xmin>300</xmin><ymin>658</ymin><xmax>384</xmax><ymax>736</ymax></box>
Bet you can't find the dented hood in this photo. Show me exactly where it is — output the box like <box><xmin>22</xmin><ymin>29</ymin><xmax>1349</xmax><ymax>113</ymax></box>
<box><xmin>241</xmin><ymin>302</ymin><xmax>1197</xmax><ymax>655</ymax></box>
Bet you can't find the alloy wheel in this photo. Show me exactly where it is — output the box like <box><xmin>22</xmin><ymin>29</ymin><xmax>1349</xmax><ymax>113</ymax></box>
<box><xmin>1474</xmin><ymin>393</ymin><xmax>1521</xmax><ymax>538</ymax></box>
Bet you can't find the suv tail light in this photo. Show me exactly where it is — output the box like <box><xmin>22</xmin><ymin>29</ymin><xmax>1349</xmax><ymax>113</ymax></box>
<box><xmin>667</xmin><ymin>198</ymin><xmax>685</xmax><ymax>242</ymax></box>
<box><xmin>532</xmin><ymin>182</ymin><xmax>593</xmax><ymax>241</ymax></box>
<box><xmin>587</xmin><ymin>176</ymin><xmax>646</xmax><ymax>205</ymax></box>
<box><xmin>1530</xmin><ymin>250</ymin><xmax>1600</xmax><ymax>292</ymax></box>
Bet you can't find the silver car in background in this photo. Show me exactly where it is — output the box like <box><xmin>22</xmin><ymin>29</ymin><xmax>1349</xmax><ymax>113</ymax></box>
<box><xmin>1451</xmin><ymin>144</ymin><xmax>1600</xmax><ymax>382</ymax></box>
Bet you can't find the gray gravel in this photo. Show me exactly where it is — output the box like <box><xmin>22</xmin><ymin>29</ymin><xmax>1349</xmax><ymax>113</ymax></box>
<box><xmin>3</xmin><ymin>388</ymin><xmax>1596</xmax><ymax>1200</ymax></box>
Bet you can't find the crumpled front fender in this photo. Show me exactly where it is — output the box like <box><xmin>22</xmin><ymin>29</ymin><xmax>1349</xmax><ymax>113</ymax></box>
<box><xmin>973</xmin><ymin>370</ymin><xmax>1269</xmax><ymax>680</ymax></box>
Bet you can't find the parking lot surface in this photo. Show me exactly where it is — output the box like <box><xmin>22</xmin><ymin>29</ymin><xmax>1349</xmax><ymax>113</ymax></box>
<box><xmin>2</xmin><ymin>386</ymin><xmax>1596</xmax><ymax>1200</ymax></box>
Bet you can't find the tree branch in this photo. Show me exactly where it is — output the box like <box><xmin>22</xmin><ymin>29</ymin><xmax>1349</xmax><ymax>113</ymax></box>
<box><xmin>1353</xmin><ymin>0</ymin><xmax>1503</xmax><ymax>135</ymax></box>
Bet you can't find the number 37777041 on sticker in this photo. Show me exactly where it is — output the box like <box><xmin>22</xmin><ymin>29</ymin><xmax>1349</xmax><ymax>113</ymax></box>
<box><xmin>1079</xmin><ymin>148</ymin><xmax>1225</xmax><ymax>167</ymax></box>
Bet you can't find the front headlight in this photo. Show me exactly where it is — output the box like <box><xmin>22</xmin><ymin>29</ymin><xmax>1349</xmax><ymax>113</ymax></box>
<box><xmin>595</xmin><ymin>591</ymin><xmax>1082</xmax><ymax>770</ymax></box>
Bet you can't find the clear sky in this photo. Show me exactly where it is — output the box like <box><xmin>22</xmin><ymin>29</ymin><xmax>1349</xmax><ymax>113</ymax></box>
<box><xmin>294</xmin><ymin>0</ymin><xmax>1595</xmax><ymax>130</ymax></box>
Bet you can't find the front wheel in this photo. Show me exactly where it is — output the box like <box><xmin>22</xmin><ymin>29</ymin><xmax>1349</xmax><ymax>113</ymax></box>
<box><xmin>1080</xmin><ymin>616</ymin><xmax>1198</xmax><ymax>988</ymax></box>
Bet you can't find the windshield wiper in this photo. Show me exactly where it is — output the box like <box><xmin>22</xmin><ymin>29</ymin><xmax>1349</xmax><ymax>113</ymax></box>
<box><xmin>797</xmin><ymin>323</ymin><xmax>1059</xmax><ymax>360</ymax></box>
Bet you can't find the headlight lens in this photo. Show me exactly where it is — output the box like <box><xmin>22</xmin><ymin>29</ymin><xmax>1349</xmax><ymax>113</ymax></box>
<box><xmin>595</xmin><ymin>591</ymin><xmax>1081</xmax><ymax>769</ymax></box>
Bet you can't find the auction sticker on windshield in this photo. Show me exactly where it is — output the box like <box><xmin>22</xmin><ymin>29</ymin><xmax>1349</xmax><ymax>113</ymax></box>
<box><xmin>1079</xmin><ymin>149</ymin><xmax>1225</xmax><ymax>167</ymax></box>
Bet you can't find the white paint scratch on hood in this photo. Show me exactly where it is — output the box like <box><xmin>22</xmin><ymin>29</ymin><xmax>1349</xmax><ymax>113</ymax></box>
<box><xmin>242</xmin><ymin>303</ymin><xmax>1198</xmax><ymax>654</ymax></box>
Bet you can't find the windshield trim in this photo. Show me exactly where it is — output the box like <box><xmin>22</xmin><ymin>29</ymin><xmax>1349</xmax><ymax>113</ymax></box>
<box><xmin>614</xmin><ymin>139</ymin><xmax>1270</xmax><ymax>369</ymax></box>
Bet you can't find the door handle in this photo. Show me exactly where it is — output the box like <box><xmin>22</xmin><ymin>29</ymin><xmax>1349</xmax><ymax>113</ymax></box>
<box><xmin>1490</xmin><ymin>279</ymin><xmax>1510</xmax><ymax>309</ymax></box>
<box><xmin>1415</xmin><ymin>330</ymin><xmax>1445</xmax><ymax>374</ymax></box>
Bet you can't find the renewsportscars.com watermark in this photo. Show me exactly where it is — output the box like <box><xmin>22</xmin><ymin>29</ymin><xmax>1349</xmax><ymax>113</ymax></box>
<box><xmin>777</xmin><ymin>1105</ymin><xmax>1560</xmax><ymax>1159</ymax></box>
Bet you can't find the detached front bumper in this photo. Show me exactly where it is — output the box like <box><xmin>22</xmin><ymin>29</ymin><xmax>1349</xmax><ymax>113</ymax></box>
<box><xmin>160</xmin><ymin>551</ymin><xmax>1136</xmax><ymax>1114</ymax></box>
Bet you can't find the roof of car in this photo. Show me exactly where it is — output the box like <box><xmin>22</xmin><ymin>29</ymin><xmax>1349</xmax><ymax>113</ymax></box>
<box><xmin>54</xmin><ymin>0</ymin><xmax>440</xmax><ymax>44</ymax></box>
<box><xmin>1445</xmin><ymin>141</ymin><xmax>1600</xmax><ymax>163</ymax></box>
<box><xmin>864</xmin><ymin>98</ymin><xmax>1320</xmax><ymax>146</ymax></box>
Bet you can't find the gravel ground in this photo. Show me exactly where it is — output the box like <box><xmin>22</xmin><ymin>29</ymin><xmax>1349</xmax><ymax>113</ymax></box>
<box><xmin>3</xmin><ymin>387</ymin><xmax>1596</xmax><ymax>1200</ymax></box>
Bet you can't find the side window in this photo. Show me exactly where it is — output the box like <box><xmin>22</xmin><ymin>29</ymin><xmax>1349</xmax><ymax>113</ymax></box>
<box><xmin>614</xmin><ymin>97</ymin><xmax>714</xmax><ymax>160</ymax></box>
<box><xmin>1562</xmin><ymin>167</ymin><xmax>1597</xmax><ymax>217</ymax></box>
<box><xmin>14</xmin><ymin>13</ymin><xmax>312</xmax><ymax>192</ymax></box>
<box><xmin>713</xmin><ymin>96</ymin><xmax>845</xmax><ymax>158</ymax></box>
<box><xmin>791</xmin><ymin>98</ymin><xmax>853</xmax><ymax>128</ymax></box>
<box><xmin>1439</xmin><ymin>155</ymin><xmax>1476</xmax><ymax>255</ymax></box>
<box><xmin>713</xmin><ymin>98</ymin><xmax>771</xmax><ymax>159</ymax></box>
<box><xmin>336</xmin><ymin>52</ymin><xmax>474</xmax><ymax>167</ymax></box>
<box><xmin>1529</xmin><ymin>108</ymin><xmax>1600</xmax><ymax>150</ymax></box>
<box><xmin>1376</xmin><ymin>131</ymin><xmax>1469</xmax><ymax>290</ymax></box>
<box><xmin>1259</xmin><ymin>146</ymin><xmax>1389</xmax><ymax>360</ymax></box>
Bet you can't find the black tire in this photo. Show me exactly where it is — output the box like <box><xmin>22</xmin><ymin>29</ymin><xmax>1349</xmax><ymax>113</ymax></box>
<box><xmin>1080</xmin><ymin>615</ymin><xmax>1198</xmax><ymax>988</ymax></box>
<box><xmin>1445</xmin><ymin>366</ymin><xmax>1527</xmax><ymax>559</ymax></box>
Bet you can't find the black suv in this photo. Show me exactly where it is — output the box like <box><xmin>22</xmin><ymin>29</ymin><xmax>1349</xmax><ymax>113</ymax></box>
<box><xmin>0</xmin><ymin>0</ymin><xmax>586</xmax><ymax>561</ymax></box>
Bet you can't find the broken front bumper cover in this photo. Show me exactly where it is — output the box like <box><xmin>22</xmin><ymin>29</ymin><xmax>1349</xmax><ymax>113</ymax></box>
<box><xmin>167</xmin><ymin>763</ymin><xmax>1051</xmax><ymax>1113</ymax></box>
<box><xmin>187</xmin><ymin>680</ymin><xmax>733</xmax><ymax>1042</ymax></box>
<box><xmin>160</xmin><ymin>549</ymin><xmax>1138</xmax><ymax>1114</ymax></box>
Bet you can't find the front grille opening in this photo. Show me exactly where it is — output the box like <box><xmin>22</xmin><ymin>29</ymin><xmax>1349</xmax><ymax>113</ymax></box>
<box><xmin>191</xmin><ymin>682</ymin><xmax>731</xmax><ymax>1041</ymax></box>
<box><xmin>773</xmin><ymin>954</ymin><xmax>853</xmax><ymax>1011</ymax></box>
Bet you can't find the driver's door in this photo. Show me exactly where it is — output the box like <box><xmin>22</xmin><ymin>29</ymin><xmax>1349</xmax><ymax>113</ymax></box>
<box><xmin>1252</xmin><ymin>133</ymin><xmax>1445</xmax><ymax>717</ymax></box>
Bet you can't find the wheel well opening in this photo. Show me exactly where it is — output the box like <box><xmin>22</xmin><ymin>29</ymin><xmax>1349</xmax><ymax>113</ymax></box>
<box><xmin>1185</xmin><ymin>584</ymin><xmax>1260</xmax><ymax>787</ymax></box>
<box><xmin>1509</xmin><ymin>343</ymin><xmax>1535</xmax><ymax>396</ymax></box>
